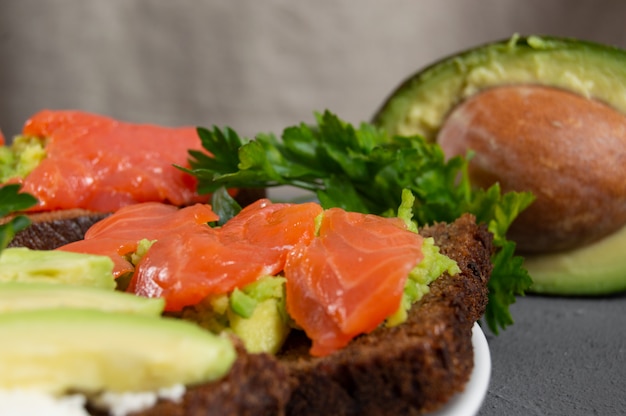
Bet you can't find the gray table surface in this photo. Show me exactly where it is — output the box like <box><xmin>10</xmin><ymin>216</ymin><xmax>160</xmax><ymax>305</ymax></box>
<box><xmin>478</xmin><ymin>293</ymin><xmax>626</xmax><ymax>416</ymax></box>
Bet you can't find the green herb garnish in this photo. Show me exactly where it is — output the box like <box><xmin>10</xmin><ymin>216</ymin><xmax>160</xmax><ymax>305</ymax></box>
<box><xmin>0</xmin><ymin>184</ymin><xmax>38</xmax><ymax>251</ymax></box>
<box><xmin>183</xmin><ymin>110</ymin><xmax>535</xmax><ymax>334</ymax></box>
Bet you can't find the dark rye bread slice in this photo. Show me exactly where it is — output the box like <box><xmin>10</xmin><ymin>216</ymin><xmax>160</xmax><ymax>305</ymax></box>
<box><xmin>6</xmin><ymin>209</ymin><xmax>110</xmax><ymax>250</ymax></box>
<box><xmin>5</xmin><ymin>188</ymin><xmax>266</xmax><ymax>250</ymax></box>
<box><xmin>129</xmin><ymin>213</ymin><xmax>492</xmax><ymax>416</ymax></box>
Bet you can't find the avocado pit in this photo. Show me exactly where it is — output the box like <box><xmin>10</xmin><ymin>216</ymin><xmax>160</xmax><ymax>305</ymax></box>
<box><xmin>437</xmin><ymin>84</ymin><xmax>626</xmax><ymax>253</ymax></box>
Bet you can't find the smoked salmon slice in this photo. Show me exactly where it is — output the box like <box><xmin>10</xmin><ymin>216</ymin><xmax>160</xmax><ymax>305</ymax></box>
<box><xmin>8</xmin><ymin>110</ymin><xmax>209</xmax><ymax>212</ymax></box>
<box><xmin>284</xmin><ymin>208</ymin><xmax>424</xmax><ymax>356</ymax></box>
<box><xmin>59</xmin><ymin>199</ymin><xmax>323</xmax><ymax>312</ymax></box>
<box><xmin>60</xmin><ymin>202</ymin><xmax>220</xmax><ymax>278</ymax></box>
<box><xmin>129</xmin><ymin>200</ymin><xmax>322</xmax><ymax>311</ymax></box>
<box><xmin>84</xmin><ymin>202</ymin><xmax>219</xmax><ymax>241</ymax></box>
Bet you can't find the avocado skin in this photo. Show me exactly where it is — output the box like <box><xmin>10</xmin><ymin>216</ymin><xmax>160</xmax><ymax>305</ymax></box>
<box><xmin>372</xmin><ymin>35</ymin><xmax>626</xmax><ymax>141</ymax></box>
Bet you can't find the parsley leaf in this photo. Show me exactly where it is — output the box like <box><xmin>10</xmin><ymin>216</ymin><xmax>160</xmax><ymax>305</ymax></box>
<box><xmin>210</xmin><ymin>186</ymin><xmax>242</xmax><ymax>226</ymax></box>
<box><xmin>0</xmin><ymin>184</ymin><xmax>38</xmax><ymax>251</ymax></box>
<box><xmin>184</xmin><ymin>110</ymin><xmax>535</xmax><ymax>334</ymax></box>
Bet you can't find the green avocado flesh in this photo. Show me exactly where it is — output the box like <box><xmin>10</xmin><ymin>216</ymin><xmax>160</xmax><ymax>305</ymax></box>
<box><xmin>180</xmin><ymin>276</ymin><xmax>290</xmax><ymax>354</ymax></box>
<box><xmin>0</xmin><ymin>247</ymin><xmax>115</xmax><ymax>289</ymax></box>
<box><xmin>0</xmin><ymin>308</ymin><xmax>236</xmax><ymax>395</ymax></box>
<box><xmin>0</xmin><ymin>282</ymin><xmax>165</xmax><ymax>315</ymax></box>
<box><xmin>0</xmin><ymin>135</ymin><xmax>47</xmax><ymax>182</ymax></box>
<box><xmin>372</xmin><ymin>34</ymin><xmax>626</xmax><ymax>295</ymax></box>
<box><xmin>525</xmin><ymin>224</ymin><xmax>626</xmax><ymax>295</ymax></box>
<box><xmin>373</xmin><ymin>34</ymin><xmax>626</xmax><ymax>142</ymax></box>
<box><xmin>229</xmin><ymin>297</ymin><xmax>290</xmax><ymax>354</ymax></box>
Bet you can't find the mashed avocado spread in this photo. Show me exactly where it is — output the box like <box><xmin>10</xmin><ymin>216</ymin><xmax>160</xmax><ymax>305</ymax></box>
<box><xmin>0</xmin><ymin>135</ymin><xmax>47</xmax><ymax>182</ymax></box>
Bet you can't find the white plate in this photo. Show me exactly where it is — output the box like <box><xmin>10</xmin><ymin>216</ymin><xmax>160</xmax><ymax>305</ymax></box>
<box><xmin>428</xmin><ymin>322</ymin><xmax>491</xmax><ymax>416</ymax></box>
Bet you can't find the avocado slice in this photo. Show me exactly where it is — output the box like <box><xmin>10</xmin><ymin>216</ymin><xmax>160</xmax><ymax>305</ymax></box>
<box><xmin>0</xmin><ymin>247</ymin><xmax>115</xmax><ymax>289</ymax></box>
<box><xmin>0</xmin><ymin>282</ymin><xmax>165</xmax><ymax>316</ymax></box>
<box><xmin>373</xmin><ymin>34</ymin><xmax>626</xmax><ymax>141</ymax></box>
<box><xmin>0</xmin><ymin>308</ymin><xmax>236</xmax><ymax>395</ymax></box>
<box><xmin>372</xmin><ymin>34</ymin><xmax>626</xmax><ymax>295</ymax></box>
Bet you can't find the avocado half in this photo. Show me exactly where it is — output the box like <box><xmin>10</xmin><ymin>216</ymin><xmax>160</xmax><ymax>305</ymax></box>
<box><xmin>372</xmin><ymin>34</ymin><xmax>626</xmax><ymax>295</ymax></box>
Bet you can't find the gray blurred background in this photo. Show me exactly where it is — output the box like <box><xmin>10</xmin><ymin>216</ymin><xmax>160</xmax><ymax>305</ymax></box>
<box><xmin>2</xmin><ymin>0</ymin><xmax>626</xmax><ymax>139</ymax></box>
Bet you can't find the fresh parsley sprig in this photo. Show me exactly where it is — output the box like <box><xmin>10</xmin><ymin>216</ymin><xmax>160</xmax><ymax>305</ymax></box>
<box><xmin>0</xmin><ymin>184</ymin><xmax>38</xmax><ymax>251</ymax></box>
<box><xmin>184</xmin><ymin>110</ymin><xmax>535</xmax><ymax>334</ymax></box>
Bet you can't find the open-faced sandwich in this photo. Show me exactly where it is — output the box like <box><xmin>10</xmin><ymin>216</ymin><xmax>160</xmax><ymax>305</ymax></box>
<box><xmin>1</xmin><ymin>193</ymin><xmax>493</xmax><ymax>416</ymax></box>
<box><xmin>0</xmin><ymin>108</ymin><xmax>533</xmax><ymax>415</ymax></box>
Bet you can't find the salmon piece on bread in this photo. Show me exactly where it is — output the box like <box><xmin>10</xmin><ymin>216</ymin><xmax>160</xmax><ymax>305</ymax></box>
<box><xmin>279</xmin><ymin>214</ymin><xmax>492</xmax><ymax>416</ymax></box>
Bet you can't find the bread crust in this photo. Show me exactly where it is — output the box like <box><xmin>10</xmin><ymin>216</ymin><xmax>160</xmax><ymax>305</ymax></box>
<box><xmin>7</xmin><ymin>209</ymin><xmax>110</xmax><ymax>250</ymax></box>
